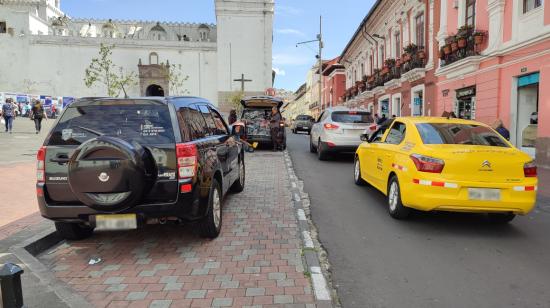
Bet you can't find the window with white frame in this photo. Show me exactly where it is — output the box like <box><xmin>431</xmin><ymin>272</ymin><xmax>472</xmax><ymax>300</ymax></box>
<box><xmin>523</xmin><ymin>0</ymin><xmax>542</xmax><ymax>13</ymax></box>
<box><xmin>415</xmin><ymin>13</ymin><xmax>425</xmax><ymax>47</ymax></box>
<box><xmin>465</xmin><ymin>0</ymin><xmax>476</xmax><ymax>27</ymax></box>
<box><xmin>394</xmin><ymin>31</ymin><xmax>401</xmax><ymax>58</ymax></box>
<box><xmin>379</xmin><ymin>45</ymin><xmax>384</xmax><ymax>68</ymax></box>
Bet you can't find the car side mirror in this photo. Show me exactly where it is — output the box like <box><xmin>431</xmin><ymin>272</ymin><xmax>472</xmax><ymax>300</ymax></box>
<box><xmin>360</xmin><ymin>133</ymin><xmax>369</xmax><ymax>142</ymax></box>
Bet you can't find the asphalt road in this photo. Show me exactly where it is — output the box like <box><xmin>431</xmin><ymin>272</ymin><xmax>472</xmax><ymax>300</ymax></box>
<box><xmin>286</xmin><ymin>131</ymin><xmax>550</xmax><ymax>308</ymax></box>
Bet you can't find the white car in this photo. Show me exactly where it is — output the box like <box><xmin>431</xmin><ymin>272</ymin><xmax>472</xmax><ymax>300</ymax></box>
<box><xmin>309</xmin><ymin>107</ymin><xmax>375</xmax><ymax>160</ymax></box>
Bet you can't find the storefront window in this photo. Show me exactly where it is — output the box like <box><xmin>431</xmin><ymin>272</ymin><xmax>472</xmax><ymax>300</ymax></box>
<box><xmin>455</xmin><ymin>86</ymin><xmax>476</xmax><ymax>120</ymax></box>
<box><xmin>412</xmin><ymin>91</ymin><xmax>423</xmax><ymax>116</ymax></box>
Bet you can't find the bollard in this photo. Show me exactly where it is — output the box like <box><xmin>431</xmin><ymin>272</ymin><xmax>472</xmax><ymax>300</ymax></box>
<box><xmin>0</xmin><ymin>263</ymin><xmax>25</xmax><ymax>308</ymax></box>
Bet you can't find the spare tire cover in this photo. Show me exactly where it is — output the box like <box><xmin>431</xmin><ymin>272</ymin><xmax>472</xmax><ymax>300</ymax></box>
<box><xmin>68</xmin><ymin>136</ymin><xmax>155</xmax><ymax>212</ymax></box>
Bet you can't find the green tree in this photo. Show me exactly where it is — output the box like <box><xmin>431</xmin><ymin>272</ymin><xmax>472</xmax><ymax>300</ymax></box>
<box><xmin>84</xmin><ymin>43</ymin><xmax>137</xmax><ymax>97</ymax></box>
<box><xmin>168</xmin><ymin>64</ymin><xmax>190</xmax><ymax>96</ymax></box>
<box><xmin>229</xmin><ymin>91</ymin><xmax>245</xmax><ymax>114</ymax></box>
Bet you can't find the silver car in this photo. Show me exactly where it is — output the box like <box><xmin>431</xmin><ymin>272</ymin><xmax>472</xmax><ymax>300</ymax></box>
<box><xmin>309</xmin><ymin>107</ymin><xmax>375</xmax><ymax>160</ymax></box>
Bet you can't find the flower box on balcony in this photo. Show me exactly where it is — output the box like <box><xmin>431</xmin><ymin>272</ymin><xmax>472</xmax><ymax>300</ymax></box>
<box><xmin>439</xmin><ymin>47</ymin><xmax>446</xmax><ymax>59</ymax></box>
<box><xmin>457</xmin><ymin>36</ymin><xmax>467</xmax><ymax>48</ymax></box>
<box><xmin>473</xmin><ymin>31</ymin><xmax>485</xmax><ymax>45</ymax></box>
<box><xmin>402</xmin><ymin>53</ymin><xmax>411</xmax><ymax>62</ymax></box>
<box><xmin>381</xmin><ymin>67</ymin><xmax>390</xmax><ymax>75</ymax></box>
<box><xmin>367</xmin><ymin>75</ymin><xmax>375</xmax><ymax>83</ymax></box>
<box><xmin>443</xmin><ymin>45</ymin><xmax>451</xmax><ymax>55</ymax></box>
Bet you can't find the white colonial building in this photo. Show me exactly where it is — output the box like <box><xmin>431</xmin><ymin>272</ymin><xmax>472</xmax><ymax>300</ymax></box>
<box><xmin>0</xmin><ymin>0</ymin><xmax>274</xmax><ymax>111</ymax></box>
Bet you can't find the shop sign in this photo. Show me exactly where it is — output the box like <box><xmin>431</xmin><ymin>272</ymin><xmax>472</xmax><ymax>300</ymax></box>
<box><xmin>456</xmin><ymin>87</ymin><xmax>476</xmax><ymax>99</ymax></box>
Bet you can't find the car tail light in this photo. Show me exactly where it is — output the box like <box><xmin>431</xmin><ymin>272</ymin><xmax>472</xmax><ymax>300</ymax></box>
<box><xmin>176</xmin><ymin>143</ymin><xmax>197</xmax><ymax>179</ymax></box>
<box><xmin>324</xmin><ymin>123</ymin><xmax>339</xmax><ymax>130</ymax></box>
<box><xmin>410</xmin><ymin>154</ymin><xmax>445</xmax><ymax>173</ymax></box>
<box><xmin>36</xmin><ymin>146</ymin><xmax>46</xmax><ymax>183</ymax></box>
<box><xmin>524</xmin><ymin>161</ymin><xmax>537</xmax><ymax>178</ymax></box>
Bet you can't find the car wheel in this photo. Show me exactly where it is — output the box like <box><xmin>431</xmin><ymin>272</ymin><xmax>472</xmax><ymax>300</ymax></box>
<box><xmin>310</xmin><ymin>136</ymin><xmax>317</xmax><ymax>153</ymax></box>
<box><xmin>198</xmin><ymin>178</ymin><xmax>222</xmax><ymax>238</ymax></box>
<box><xmin>55</xmin><ymin>222</ymin><xmax>94</xmax><ymax>240</ymax></box>
<box><xmin>354</xmin><ymin>158</ymin><xmax>366</xmax><ymax>186</ymax></box>
<box><xmin>317</xmin><ymin>140</ymin><xmax>328</xmax><ymax>161</ymax></box>
<box><xmin>387</xmin><ymin>176</ymin><xmax>410</xmax><ymax>219</ymax></box>
<box><xmin>230</xmin><ymin>158</ymin><xmax>245</xmax><ymax>193</ymax></box>
<box><xmin>487</xmin><ymin>213</ymin><xmax>516</xmax><ymax>224</ymax></box>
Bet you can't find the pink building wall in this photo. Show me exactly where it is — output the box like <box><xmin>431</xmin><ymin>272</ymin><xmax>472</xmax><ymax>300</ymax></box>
<box><xmin>503</xmin><ymin>0</ymin><xmax>513</xmax><ymax>42</ymax></box>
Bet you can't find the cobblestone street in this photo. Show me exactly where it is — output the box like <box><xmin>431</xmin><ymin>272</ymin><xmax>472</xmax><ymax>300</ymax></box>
<box><xmin>38</xmin><ymin>152</ymin><xmax>321</xmax><ymax>308</ymax></box>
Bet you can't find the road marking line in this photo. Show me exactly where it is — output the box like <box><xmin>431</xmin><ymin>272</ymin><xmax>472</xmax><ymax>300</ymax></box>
<box><xmin>310</xmin><ymin>266</ymin><xmax>331</xmax><ymax>301</ymax></box>
<box><xmin>297</xmin><ymin>209</ymin><xmax>306</xmax><ymax>221</ymax></box>
<box><xmin>302</xmin><ymin>231</ymin><xmax>314</xmax><ymax>248</ymax></box>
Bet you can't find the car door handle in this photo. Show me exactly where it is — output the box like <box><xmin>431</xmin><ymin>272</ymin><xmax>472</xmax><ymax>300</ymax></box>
<box><xmin>50</xmin><ymin>155</ymin><xmax>69</xmax><ymax>164</ymax></box>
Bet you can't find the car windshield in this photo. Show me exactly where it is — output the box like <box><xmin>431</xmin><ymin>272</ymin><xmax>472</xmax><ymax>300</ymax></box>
<box><xmin>416</xmin><ymin>123</ymin><xmax>510</xmax><ymax>147</ymax></box>
<box><xmin>331</xmin><ymin>111</ymin><xmax>374</xmax><ymax>123</ymax></box>
<box><xmin>48</xmin><ymin>103</ymin><xmax>175</xmax><ymax>146</ymax></box>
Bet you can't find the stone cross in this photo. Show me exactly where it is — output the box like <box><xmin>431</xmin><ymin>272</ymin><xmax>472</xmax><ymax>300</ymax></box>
<box><xmin>233</xmin><ymin>74</ymin><xmax>252</xmax><ymax>92</ymax></box>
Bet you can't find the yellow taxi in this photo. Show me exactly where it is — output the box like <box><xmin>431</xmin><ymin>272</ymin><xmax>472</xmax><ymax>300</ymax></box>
<box><xmin>354</xmin><ymin>117</ymin><xmax>538</xmax><ymax>222</ymax></box>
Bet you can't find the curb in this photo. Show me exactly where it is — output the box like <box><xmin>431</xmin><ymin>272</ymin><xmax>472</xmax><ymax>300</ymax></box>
<box><xmin>7</xmin><ymin>223</ymin><xmax>93</xmax><ymax>308</ymax></box>
<box><xmin>283</xmin><ymin>150</ymin><xmax>339</xmax><ymax>307</ymax></box>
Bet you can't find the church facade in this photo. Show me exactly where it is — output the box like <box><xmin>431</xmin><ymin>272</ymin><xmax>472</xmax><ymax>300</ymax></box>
<box><xmin>0</xmin><ymin>0</ymin><xmax>274</xmax><ymax>111</ymax></box>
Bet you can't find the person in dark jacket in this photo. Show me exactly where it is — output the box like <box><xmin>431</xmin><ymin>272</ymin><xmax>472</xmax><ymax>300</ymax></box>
<box><xmin>30</xmin><ymin>99</ymin><xmax>46</xmax><ymax>134</ymax></box>
<box><xmin>269</xmin><ymin>106</ymin><xmax>283</xmax><ymax>151</ymax></box>
<box><xmin>493</xmin><ymin>119</ymin><xmax>510</xmax><ymax>141</ymax></box>
<box><xmin>228</xmin><ymin>109</ymin><xmax>237</xmax><ymax>125</ymax></box>
<box><xmin>377</xmin><ymin>114</ymin><xmax>387</xmax><ymax>125</ymax></box>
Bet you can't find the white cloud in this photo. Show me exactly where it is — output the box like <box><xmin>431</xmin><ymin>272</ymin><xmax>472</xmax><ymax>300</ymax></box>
<box><xmin>276</xmin><ymin>28</ymin><xmax>306</xmax><ymax>37</ymax></box>
<box><xmin>273</xmin><ymin>67</ymin><xmax>286</xmax><ymax>76</ymax></box>
<box><xmin>273</xmin><ymin>53</ymin><xmax>312</xmax><ymax>66</ymax></box>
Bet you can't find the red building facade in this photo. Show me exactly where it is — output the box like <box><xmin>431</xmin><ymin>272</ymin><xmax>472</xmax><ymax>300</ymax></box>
<box><xmin>322</xmin><ymin>57</ymin><xmax>346</xmax><ymax>109</ymax></box>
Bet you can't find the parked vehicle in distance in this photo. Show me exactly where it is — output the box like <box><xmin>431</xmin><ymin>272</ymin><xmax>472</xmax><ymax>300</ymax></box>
<box><xmin>36</xmin><ymin>97</ymin><xmax>245</xmax><ymax>240</ymax></box>
<box><xmin>354</xmin><ymin>117</ymin><xmax>538</xmax><ymax>222</ymax></box>
<box><xmin>291</xmin><ymin>114</ymin><xmax>314</xmax><ymax>134</ymax></box>
<box><xmin>240</xmin><ymin>96</ymin><xmax>286</xmax><ymax>149</ymax></box>
<box><xmin>310</xmin><ymin>107</ymin><xmax>375</xmax><ymax>160</ymax></box>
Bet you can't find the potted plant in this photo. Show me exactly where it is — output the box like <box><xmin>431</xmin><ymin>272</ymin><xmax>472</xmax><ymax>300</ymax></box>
<box><xmin>457</xmin><ymin>24</ymin><xmax>474</xmax><ymax>37</ymax></box>
<box><xmin>473</xmin><ymin>31</ymin><xmax>485</xmax><ymax>45</ymax></box>
<box><xmin>396</xmin><ymin>59</ymin><xmax>401</xmax><ymax>68</ymax></box>
<box><xmin>439</xmin><ymin>47</ymin><xmax>446</xmax><ymax>59</ymax></box>
<box><xmin>443</xmin><ymin>44</ymin><xmax>451</xmax><ymax>55</ymax></box>
<box><xmin>402</xmin><ymin>52</ymin><xmax>411</xmax><ymax>62</ymax></box>
<box><xmin>367</xmin><ymin>74</ymin><xmax>375</xmax><ymax>83</ymax></box>
<box><xmin>404</xmin><ymin>43</ymin><xmax>418</xmax><ymax>54</ymax></box>
<box><xmin>362</xmin><ymin>75</ymin><xmax>368</xmax><ymax>82</ymax></box>
<box><xmin>457</xmin><ymin>34</ymin><xmax>467</xmax><ymax>48</ymax></box>
<box><xmin>450</xmin><ymin>36</ymin><xmax>458</xmax><ymax>52</ymax></box>
<box><xmin>384</xmin><ymin>58</ymin><xmax>396</xmax><ymax>68</ymax></box>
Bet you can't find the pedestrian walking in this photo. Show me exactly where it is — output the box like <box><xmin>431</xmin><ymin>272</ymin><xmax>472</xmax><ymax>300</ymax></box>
<box><xmin>30</xmin><ymin>99</ymin><xmax>47</xmax><ymax>134</ymax></box>
<box><xmin>269</xmin><ymin>106</ymin><xmax>283</xmax><ymax>151</ymax></box>
<box><xmin>374</xmin><ymin>113</ymin><xmax>380</xmax><ymax>123</ymax></box>
<box><xmin>493</xmin><ymin>119</ymin><xmax>510</xmax><ymax>141</ymax></box>
<box><xmin>1</xmin><ymin>98</ymin><xmax>16</xmax><ymax>133</ymax></box>
<box><xmin>228</xmin><ymin>109</ymin><xmax>237</xmax><ymax>125</ymax></box>
<box><xmin>377</xmin><ymin>114</ymin><xmax>387</xmax><ymax>125</ymax></box>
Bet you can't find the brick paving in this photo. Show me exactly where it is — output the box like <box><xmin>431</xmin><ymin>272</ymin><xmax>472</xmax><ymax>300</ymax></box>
<box><xmin>38</xmin><ymin>152</ymin><xmax>319</xmax><ymax>308</ymax></box>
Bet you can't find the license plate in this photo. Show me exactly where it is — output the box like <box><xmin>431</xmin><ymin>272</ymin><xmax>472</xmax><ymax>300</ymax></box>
<box><xmin>468</xmin><ymin>188</ymin><xmax>501</xmax><ymax>201</ymax></box>
<box><xmin>95</xmin><ymin>214</ymin><xmax>137</xmax><ymax>230</ymax></box>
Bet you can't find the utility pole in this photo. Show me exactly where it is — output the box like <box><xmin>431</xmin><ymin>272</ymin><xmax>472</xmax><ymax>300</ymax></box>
<box><xmin>297</xmin><ymin>16</ymin><xmax>324</xmax><ymax>112</ymax></box>
<box><xmin>318</xmin><ymin>16</ymin><xmax>323</xmax><ymax>110</ymax></box>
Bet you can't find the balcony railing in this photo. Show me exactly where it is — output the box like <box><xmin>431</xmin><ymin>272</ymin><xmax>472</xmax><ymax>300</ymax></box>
<box><xmin>440</xmin><ymin>27</ymin><xmax>485</xmax><ymax>67</ymax></box>
<box><xmin>344</xmin><ymin>47</ymin><xmax>426</xmax><ymax>101</ymax></box>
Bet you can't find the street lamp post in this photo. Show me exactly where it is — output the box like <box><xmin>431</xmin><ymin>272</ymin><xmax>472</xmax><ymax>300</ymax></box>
<box><xmin>297</xmin><ymin>16</ymin><xmax>324</xmax><ymax>112</ymax></box>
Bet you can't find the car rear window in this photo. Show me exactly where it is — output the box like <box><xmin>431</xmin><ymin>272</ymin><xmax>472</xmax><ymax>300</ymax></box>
<box><xmin>416</xmin><ymin>123</ymin><xmax>509</xmax><ymax>147</ymax></box>
<box><xmin>48</xmin><ymin>103</ymin><xmax>175</xmax><ymax>146</ymax></box>
<box><xmin>331</xmin><ymin>111</ymin><xmax>374</xmax><ymax>123</ymax></box>
<box><xmin>296</xmin><ymin>115</ymin><xmax>312</xmax><ymax>121</ymax></box>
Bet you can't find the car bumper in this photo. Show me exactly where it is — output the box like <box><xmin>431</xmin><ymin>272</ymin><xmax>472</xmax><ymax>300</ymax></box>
<box><xmin>400</xmin><ymin>178</ymin><xmax>537</xmax><ymax>215</ymax></box>
<box><xmin>37</xmin><ymin>184</ymin><xmax>207</xmax><ymax>224</ymax></box>
<box><xmin>294</xmin><ymin>125</ymin><xmax>311</xmax><ymax>131</ymax></box>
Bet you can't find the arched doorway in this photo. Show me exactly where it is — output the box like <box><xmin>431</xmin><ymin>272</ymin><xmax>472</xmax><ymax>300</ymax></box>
<box><xmin>146</xmin><ymin>84</ymin><xmax>165</xmax><ymax>96</ymax></box>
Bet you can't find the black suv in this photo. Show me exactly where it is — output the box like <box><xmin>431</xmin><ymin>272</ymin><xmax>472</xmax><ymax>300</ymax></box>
<box><xmin>36</xmin><ymin>97</ymin><xmax>245</xmax><ymax>240</ymax></box>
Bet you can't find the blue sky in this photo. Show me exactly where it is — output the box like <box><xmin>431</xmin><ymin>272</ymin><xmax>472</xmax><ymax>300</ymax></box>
<box><xmin>62</xmin><ymin>0</ymin><xmax>374</xmax><ymax>92</ymax></box>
